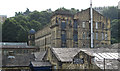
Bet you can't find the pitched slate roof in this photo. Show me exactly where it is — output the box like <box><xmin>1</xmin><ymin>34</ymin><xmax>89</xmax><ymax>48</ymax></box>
<box><xmin>51</xmin><ymin>48</ymin><xmax>81</xmax><ymax>62</ymax></box>
<box><xmin>51</xmin><ymin>47</ymin><xmax>119</xmax><ymax>69</ymax></box>
<box><xmin>31</xmin><ymin>61</ymin><xmax>51</xmax><ymax>67</ymax></box>
<box><xmin>111</xmin><ymin>43</ymin><xmax>120</xmax><ymax>48</ymax></box>
<box><xmin>34</xmin><ymin>51</ymin><xmax>47</xmax><ymax>61</ymax></box>
<box><xmin>2</xmin><ymin>53</ymin><xmax>35</xmax><ymax>67</ymax></box>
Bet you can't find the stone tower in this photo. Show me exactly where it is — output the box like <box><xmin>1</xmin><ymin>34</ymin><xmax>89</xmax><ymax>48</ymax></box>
<box><xmin>28</xmin><ymin>29</ymin><xmax>36</xmax><ymax>46</ymax></box>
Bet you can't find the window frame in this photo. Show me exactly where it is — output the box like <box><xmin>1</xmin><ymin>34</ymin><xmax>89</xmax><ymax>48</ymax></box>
<box><xmin>82</xmin><ymin>22</ymin><xmax>85</xmax><ymax>28</ymax></box>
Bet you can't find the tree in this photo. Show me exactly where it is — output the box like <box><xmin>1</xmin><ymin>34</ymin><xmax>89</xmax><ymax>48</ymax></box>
<box><xmin>2</xmin><ymin>19</ymin><xmax>21</xmax><ymax>42</ymax></box>
<box><xmin>102</xmin><ymin>6</ymin><xmax>120</xmax><ymax>44</ymax></box>
<box><xmin>2</xmin><ymin>7</ymin><xmax>80</xmax><ymax>42</ymax></box>
<box><xmin>24</xmin><ymin>8</ymin><xmax>31</xmax><ymax>15</ymax></box>
<box><xmin>102</xmin><ymin>6</ymin><xmax>118</xmax><ymax>20</ymax></box>
<box><xmin>111</xmin><ymin>19</ymin><xmax>120</xmax><ymax>44</ymax></box>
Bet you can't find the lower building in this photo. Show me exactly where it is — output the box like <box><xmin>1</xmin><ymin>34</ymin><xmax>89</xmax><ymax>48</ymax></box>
<box><xmin>1</xmin><ymin>43</ymin><xmax>119</xmax><ymax>71</ymax></box>
<box><xmin>2</xmin><ymin>53</ymin><xmax>34</xmax><ymax>71</ymax></box>
<box><xmin>1</xmin><ymin>42</ymin><xmax>37</xmax><ymax>55</ymax></box>
<box><xmin>43</xmin><ymin>46</ymin><xmax>119</xmax><ymax>70</ymax></box>
<box><xmin>30</xmin><ymin>61</ymin><xmax>52</xmax><ymax>71</ymax></box>
<box><xmin>44</xmin><ymin>47</ymin><xmax>98</xmax><ymax>69</ymax></box>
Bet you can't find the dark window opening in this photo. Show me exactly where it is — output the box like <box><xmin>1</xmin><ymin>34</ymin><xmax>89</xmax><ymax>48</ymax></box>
<box><xmin>73</xmin><ymin>34</ymin><xmax>78</xmax><ymax>42</ymax></box>
<box><xmin>102</xmin><ymin>23</ymin><xmax>104</xmax><ymax>29</ymax></box>
<box><xmin>61</xmin><ymin>34</ymin><xmax>66</xmax><ymax>43</ymax></box>
<box><xmin>58</xmin><ymin>18</ymin><xmax>61</xmax><ymax>24</ymax></box>
<box><xmin>61</xmin><ymin>22</ymin><xmax>66</xmax><ymax>30</ymax></box>
<box><xmin>74</xmin><ymin>19</ymin><xmax>77</xmax><ymax>29</ymax></box>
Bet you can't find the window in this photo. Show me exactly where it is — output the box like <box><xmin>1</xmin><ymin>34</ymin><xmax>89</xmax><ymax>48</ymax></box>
<box><xmin>66</xmin><ymin>19</ymin><xmax>68</xmax><ymax>24</ymax></box>
<box><xmin>82</xmin><ymin>22</ymin><xmax>85</xmax><ymax>28</ymax></box>
<box><xmin>99</xmin><ymin>22</ymin><xmax>102</xmax><ymax>28</ymax></box>
<box><xmin>61</xmin><ymin>21</ymin><xmax>66</xmax><ymax>30</ymax></box>
<box><xmin>58</xmin><ymin>18</ymin><xmax>61</xmax><ymax>24</ymax></box>
<box><xmin>61</xmin><ymin>34</ymin><xmax>66</xmax><ymax>43</ymax></box>
<box><xmin>96</xmin><ymin>33</ymin><xmax>98</xmax><ymax>40</ymax></box>
<box><xmin>73</xmin><ymin>58</ymin><xmax>84</xmax><ymax>64</ymax></box>
<box><xmin>86</xmin><ymin>32</ymin><xmax>89</xmax><ymax>39</ymax></box>
<box><xmin>102</xmin><ymin>23</ymin><xmax>104</xmax><ymax>29</ymax></box>
<box><xmin>105</xmin><ymin>33</ymin><xmax>107</xmax><ymax>40</ymax></box>
<box><xmin>73</xmin><ymin>34</ymin><xmax>78</xmax><ymax>41</ymax></box>
<box><xmin>54</xmin><ymin>66</ymin><xmax>57</xmax><ymax>69</ymax></box>
<box><xmin>102</xmin><ymin>33</ymin><xmax>104</xmax><ymax>40</ymax></box>
<box><xmin>74</xmin><ymin>19</ymin><xmax>77</xmax><ymax>29</ymax></box>
<box><xmin>83</xmin><ymin>44</ymin><xmax>85</xmax><ymax>47</ymax></box>
<box><xmin>89</xmin><ymin>23</ymin><xmax>91</xmax><ymax>29</ymax></box>
<box><xmin>82</xmin><ymin>32</ymin><xmax>85</xmax><ymax>39</ymax></box>
<box><xmin>96</xmin><ymin>22</ymin><xmax>98</xmax><ymax>29</ymax></box>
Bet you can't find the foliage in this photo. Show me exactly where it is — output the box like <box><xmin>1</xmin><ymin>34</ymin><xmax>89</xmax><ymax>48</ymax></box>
<box><xmin>111</xmin><ymin>19</ymin><xmax>120</xmax><ymax>44</ymax></box>
<box><xmin>3</xmin><ymin>7</ymin><xmax>119</xmax><ymax>44</ymax></box>
<box><xmin>2</xmin><ymin>8</ymin><xmax>79</xmax><ymax>42</ymax></box>
<box><xmin>102</xmin><ymin>6</ymin><xmax>118</xmax><ymax>20</ymax></box>
<box><xmin>56</xmin><ymin>7</ymin><xmax>79</xmax><ymax>15</ymax></box>
<box><xmin>102</xmin><ymin>6</ymin><xmax>120</xmax><ymax>44</ymax></box>
<box><xmin>2</xmin><ymin>8</ymin><xmax>52</xmax><ymax>42</ymax></box>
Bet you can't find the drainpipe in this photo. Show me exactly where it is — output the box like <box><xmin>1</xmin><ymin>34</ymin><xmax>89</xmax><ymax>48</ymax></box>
<box><xmin>90</xmin><ymin>0</ymin><xmax>94</xmax><ymax>48</ymax></box>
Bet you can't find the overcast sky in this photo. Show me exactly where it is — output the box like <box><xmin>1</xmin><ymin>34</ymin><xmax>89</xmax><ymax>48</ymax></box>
<box><xmin>0</xmin><ymin>0</ymin><xmax>119</xmax><ymax>17</ymax></box>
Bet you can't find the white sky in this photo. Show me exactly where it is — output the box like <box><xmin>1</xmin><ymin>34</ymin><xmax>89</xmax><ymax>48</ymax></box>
<box><xmin>0</xmin><ymin>0</ymin><xmax>119</xmax><ymax>17</ymax></box>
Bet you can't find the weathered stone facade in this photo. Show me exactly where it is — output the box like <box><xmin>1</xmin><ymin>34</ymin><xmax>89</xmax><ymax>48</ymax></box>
<box><xmin>75</xmin><ymin>8</ymin><xmax>111</xmax><ymax>48</ymax></box>
<box><xmin>35</xmin><ymin>8</ymin><xmax>111</xmax><ymax>50</ymax></box>
<box><xmin>43</xmin><ymin>47</ymin><xmax>99</xmax><ymax>69</ymax></box>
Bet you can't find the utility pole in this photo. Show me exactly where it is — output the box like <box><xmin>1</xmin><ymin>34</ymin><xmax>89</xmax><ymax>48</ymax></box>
<box><xmin>90</xmin><ymin>0</ymin><xmax>93</xmax><ymax>48</ymax></box>
<box><xmin>104</xmin><ymin>58</ymin><xmax>105</xmax><ymax>71</ymax></box>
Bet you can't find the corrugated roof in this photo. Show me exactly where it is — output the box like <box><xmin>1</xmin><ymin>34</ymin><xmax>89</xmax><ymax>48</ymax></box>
<box><xmin>93</xmin><ymin>53</ymin><xmax>119</xmax><ymax>69</ymax></box>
